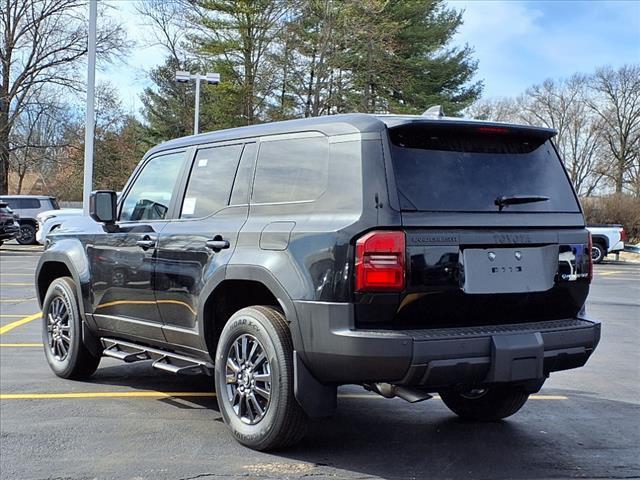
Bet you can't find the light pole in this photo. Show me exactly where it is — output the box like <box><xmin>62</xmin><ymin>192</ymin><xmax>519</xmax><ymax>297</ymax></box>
<box><xmin>175</xmin><ymin>71</ymin><xmax>221</xmax><ymax>135</ymax></box>
<box><xmin>83</xmin><ymin>0</ymin><xmax>97</xmax><ymax>215</ymax></box>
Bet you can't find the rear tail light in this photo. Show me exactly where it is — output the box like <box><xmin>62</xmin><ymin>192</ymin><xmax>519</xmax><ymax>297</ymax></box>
<box><xmin>620</xmin><ymin>228</ymin><xmax>627</xmax><ymax>243</ymax></box>
<box><xmin>355</xmin><ymin>231</ymin><xmax>405</xmax><ymax>292</ymax></box>
<box><xmin>587</xmin><ymin>233</ymin><xmax>593</xmax><ymax>282</ymax></box>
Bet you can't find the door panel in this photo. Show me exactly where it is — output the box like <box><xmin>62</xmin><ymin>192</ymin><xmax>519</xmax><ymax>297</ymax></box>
<box><xmin>89</xmin><ymin>150</ymin><xmax>187</xmax><ymax>342</ymax></box>
<box><xmin>155</xmin><ymin>142</ymin><xmax>255</xmax><ymax>349</ymax></box>
<box><xmin>89</xmin><ymin>223</ymin><xmax>166</xmax><ymax>340</ymax></box>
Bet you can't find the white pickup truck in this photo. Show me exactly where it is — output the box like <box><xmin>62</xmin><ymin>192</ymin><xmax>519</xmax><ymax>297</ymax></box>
<box><xmin>587</xmin><ymin>224</ymin><xmax>627</xmax><ymax>263</ymax></box>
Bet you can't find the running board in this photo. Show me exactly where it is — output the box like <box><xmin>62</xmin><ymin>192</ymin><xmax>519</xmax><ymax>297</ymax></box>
<box><xmin>101</xmin><ymin>338</ymin><xmax>213</xmax><ymax>376</ymax></box>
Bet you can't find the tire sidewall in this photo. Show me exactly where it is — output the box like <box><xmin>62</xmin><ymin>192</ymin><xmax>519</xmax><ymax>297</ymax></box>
<box><xmin>18</xmin><ymin>224</ymin><xmax>36</xmax><ymax>244</ymax></box>
<box><xmin>214</xmin><ymin>308</ymin><xmax>284</xmax><ymax>448</ymax></box>
<box><xmin>42</xmin><ymin>278</ymin><xmax>83</xmax><ymax>377</ymax></box>
<box><xmin>592</xmin><ymin>243</ymin><xmax>605</xmax><ymax>264</ymax></box>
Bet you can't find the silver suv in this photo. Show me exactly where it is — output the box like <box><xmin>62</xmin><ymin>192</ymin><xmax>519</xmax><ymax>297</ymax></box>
<box><xmin>0</xmin><ymin>195</ymin><xmax>59</xmax><ymax>244</ymax></box>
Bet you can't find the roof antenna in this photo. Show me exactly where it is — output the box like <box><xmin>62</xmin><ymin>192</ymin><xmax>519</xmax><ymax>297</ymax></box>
<box><xmin>421</xmin><ymin>105</ymin><xmax>444</xmax><ymax>118</ymax></box>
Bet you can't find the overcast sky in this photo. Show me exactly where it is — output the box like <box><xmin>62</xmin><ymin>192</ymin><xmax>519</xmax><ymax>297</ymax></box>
<box><xmin>99</xmin><ymin>0</ymin><xmax>640</xmax><ymax>116</ymax></box>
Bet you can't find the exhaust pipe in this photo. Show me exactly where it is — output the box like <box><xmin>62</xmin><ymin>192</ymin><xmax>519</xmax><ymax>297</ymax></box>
<box><xmin>364</xmin><ymin>383</ymin><xmax>432</xmax><ymax>403</ymax></box>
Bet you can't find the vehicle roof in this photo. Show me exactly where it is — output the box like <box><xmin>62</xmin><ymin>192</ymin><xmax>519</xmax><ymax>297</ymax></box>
<box><xmin>147</xmin><ymin>113</ymin><xmax>557</xmax><ymax>156</ymax></box>
<box><xmin>0</xmin><ymin>195</ymin><xmax>56</xmax><ymax>199</ymax></box>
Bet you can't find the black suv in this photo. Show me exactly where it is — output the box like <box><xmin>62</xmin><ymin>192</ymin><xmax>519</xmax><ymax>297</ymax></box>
<box><xmin>36</xmin><ymin>113</ymin><xmax>600</xmax><ymax>450</ymax></box>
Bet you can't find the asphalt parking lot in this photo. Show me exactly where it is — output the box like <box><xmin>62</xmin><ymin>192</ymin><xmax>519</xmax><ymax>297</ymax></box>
<box><xmin>0</xmin><ymin>243</ymin><xmax>638</xmax><ymax>480</ymax></box>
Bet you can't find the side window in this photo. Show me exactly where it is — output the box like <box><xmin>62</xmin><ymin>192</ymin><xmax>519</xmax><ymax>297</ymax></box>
<box><xmin>230</xmin><ymin>143</ymin><xmax>257</xmax><ymax>205</ymax></box>
<box><xmin>252</xmin><ymin>136</ymin><xmax>329</xmax><ymax>204</ymax></box>
<box><xmin>180</xmin><ymin>144</ymin><xmax>243</xmax><ymax>219</ymax></box>
<box><xmin>3</xmin><ymin>198</ymin><xmax>18</xmax><ymax>209</ymax></box>
<box><xmin>120</xmin><ymin>151</ymin><xmax>184</xmax><ymax>222</ymax></box>
<box><xmin>23</xmin><ymin>198</ymin><xmax>41</xmax><ymax>209</ymax></box>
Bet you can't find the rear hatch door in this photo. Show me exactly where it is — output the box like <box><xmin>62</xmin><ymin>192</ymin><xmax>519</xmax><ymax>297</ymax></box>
<box><xmin>387</xmin><ymin>121</ymin><xmax>590</xmax><ymax>328</ymax></box>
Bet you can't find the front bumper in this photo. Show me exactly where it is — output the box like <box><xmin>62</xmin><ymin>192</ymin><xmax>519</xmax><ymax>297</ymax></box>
<box><xmin>294</xmin><ymin>301</ymin><xmax>600</xmax><ymax>389</ymax></box>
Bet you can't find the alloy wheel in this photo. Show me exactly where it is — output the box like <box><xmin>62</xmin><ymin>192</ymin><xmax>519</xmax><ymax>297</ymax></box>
<box><xmin>225</xmin><ymin>334</ymin><xmax>272</xmax><ymax>425</ymax></box>
<box><xmin>46</xmin><ymin>297</ymin><xmax>71</xmax><ymax>361</ymax></box>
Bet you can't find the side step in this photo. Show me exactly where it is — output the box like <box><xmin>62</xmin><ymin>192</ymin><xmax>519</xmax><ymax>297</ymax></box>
<box><xmin>101</xmin><ymin>338</ymin><xmax>213</xmax><ymax>376</ymax></box>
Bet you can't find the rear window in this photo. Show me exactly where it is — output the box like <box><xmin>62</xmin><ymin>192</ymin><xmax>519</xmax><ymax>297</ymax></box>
<box><xmin>389</xmin><ymin>124</ymin><xmax>580</xmax><ymax>213</ymax></box>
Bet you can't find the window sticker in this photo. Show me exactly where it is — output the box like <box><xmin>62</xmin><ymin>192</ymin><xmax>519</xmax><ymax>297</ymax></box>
<box><xmin>197</xmin><ymin>158</ymin><xmax>208</xmax><ymax>168</ymax></box>
<box><xmin>182</xmin><ymin>197</ymin><xmax>197</xmax><ymax>216</ymax></box>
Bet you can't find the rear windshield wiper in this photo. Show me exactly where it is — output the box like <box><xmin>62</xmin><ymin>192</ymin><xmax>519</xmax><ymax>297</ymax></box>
<box><xmin>495</xmin><ymin>195</ymin><xmax>549</xmax><ymax>211</ymax></box>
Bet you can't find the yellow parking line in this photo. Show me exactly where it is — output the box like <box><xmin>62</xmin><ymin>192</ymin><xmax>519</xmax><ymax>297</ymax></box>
<box><xmin>0</xmin><ymin>282</ymin><xmax>33</xmax><ymax>286</ymax></box>
<box><xmin>0</xmin><ymin>343</ymin><xmax>43</xmax><ymax>347</ymax></box>
<box><xmin>0</xmin><ymin>391</ymin><xmax>568</xmax><ymax>400</ymax></box>
<box><xmin>0</xmin><ymin>273</ymin><xmax>34</xmax><ymax>276</ymax></box>
<box><xmin>0</xmin><ymin>312</ymin><xmax>41</xmax><ymax>334</ymax></box>
<box><xmin>0</xmin><ymin>314</ymin><xmax>28</xmax><ymax>318</ymax></box>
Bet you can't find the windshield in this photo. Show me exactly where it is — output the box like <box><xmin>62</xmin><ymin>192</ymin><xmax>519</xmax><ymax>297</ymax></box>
<box><xmin>389</xmin><ymin>124</ymin><xmax>580</xmax><ymax>213</ymax></box>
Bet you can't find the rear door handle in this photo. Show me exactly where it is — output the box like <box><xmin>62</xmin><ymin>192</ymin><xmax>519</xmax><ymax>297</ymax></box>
<box><xmin>136</xmin><ymin>236</ymin><xmax>156</xmax><ymax>250</ymax></box>
<box><xmin>205</xmin><ymin>238</ymin><xmax>230</xmax><ymax>252</ymax></box>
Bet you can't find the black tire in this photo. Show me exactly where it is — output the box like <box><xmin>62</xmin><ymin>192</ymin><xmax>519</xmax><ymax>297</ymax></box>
<box><xmin>42</xmin><ymin>277</ymin><xmax>101</xmax><ymax>379</ymax></box>
<box><xmin>591</xmin><ymin>242</ymin><xmax>606</xmax><ymax>264</ymax></box>
<box><xmin>439</xmin><ymin>385</ymin><xmax>530</xmax><ymax>421</ymax></box>
<box><xmin>17</xmin><ymin>223</ymin><xmax>36</xmax><ymax>245</ymax></box>
<box><xmin>214</xmin><ymin>306</ymin><xmax>308</xmax><ymax>451</ymax></box>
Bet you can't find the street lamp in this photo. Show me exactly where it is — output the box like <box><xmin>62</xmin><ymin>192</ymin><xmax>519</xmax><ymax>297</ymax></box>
<box><xmin>175</xmin><ymin>71</ymin><xmax>221</xmax><ymax>135</ymax></box>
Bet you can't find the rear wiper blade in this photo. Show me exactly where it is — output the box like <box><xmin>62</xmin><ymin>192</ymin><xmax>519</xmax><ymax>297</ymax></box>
<box><xmin>495</xmin><ymin>195</ymin><xmax>549</xmax><ymax>211</ymax></box>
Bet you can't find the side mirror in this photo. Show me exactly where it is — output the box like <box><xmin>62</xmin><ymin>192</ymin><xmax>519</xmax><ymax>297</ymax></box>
<box><xmin>90</xmin><ymin>190</ymin><xmax>117</xmax><ymax>224</ymax></box>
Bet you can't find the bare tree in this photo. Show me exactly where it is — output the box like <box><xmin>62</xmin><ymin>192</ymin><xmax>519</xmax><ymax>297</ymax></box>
<box><xmin>135</xmin><ymin>0</ymin><xmax>191</xmax><ymax>64</ymax></box>
<box><xmin>587</xmin><ymin>64</ymin><xmax>640</xmax><ymax>194</ymax></box>
<box><xmin>0</xmin><ymin>0</ymin><xmax>129</xmax><ymax>194</ymax></box>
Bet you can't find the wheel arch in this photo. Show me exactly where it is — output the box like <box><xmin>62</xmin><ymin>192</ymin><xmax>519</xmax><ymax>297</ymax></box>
<box><xmin>591</xmin><ymin>234</ymin><xmax>609</xmax><ymax>251</ymax></box>
<box><xmin>199</xmin><ymin>265</ymin><xmax>303</xmax><ymax>359</ymax></box>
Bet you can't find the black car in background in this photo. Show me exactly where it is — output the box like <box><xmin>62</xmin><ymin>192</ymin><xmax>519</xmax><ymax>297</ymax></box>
<box><xmin>35</xmin><ymin>112</ymin><xmax>600</xmax><ymax>451</ymax></box>
<box><xmin>0</xmin><ymin>202</ymin><xmax>20</xmax><ymax>246</ymax></box>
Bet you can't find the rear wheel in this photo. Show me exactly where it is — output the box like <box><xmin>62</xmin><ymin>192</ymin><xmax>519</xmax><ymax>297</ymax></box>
<box><xmin>17</xmin><ymin>223</ymin><xmax>36</xmax><ymax>244</ymax></box>
<box><xmin>214</xmin><ymin>306</ymin><xmax>308</xmax><ymax>451</ymax></box>
<box><xmin>42</xmin><ymin>277</ymin><xmax>101</xmax><ymax>379</ymax></box>
<box><xmin>439</xmin><ymin>386</ymin><xmax>530</xmax><ymax>421</ymax></box>
<box><xmin>591</xmin><ymin>242</ymin><xmax>606</xmax><ymax>264</ymax></box>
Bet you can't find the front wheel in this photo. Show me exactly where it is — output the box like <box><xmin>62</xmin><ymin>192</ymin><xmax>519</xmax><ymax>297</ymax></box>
<box><xmin>42</xmin><ymin>277</ymin><xmax>101</xmax><ymax>379</ymax></box>
<box><xmin>17</xmin><ymin>223</ymin><xmax>36</xmax><ymax>244</ymax></box>
<box><xmin>214</xmin><ymin>306</ymin><xmax>308</xmax><ymax>451</ymax></box>
<box><xmin>439</xmin><ymin>386</ymin><xmax>530</xmax><ymax>421</ymax></box>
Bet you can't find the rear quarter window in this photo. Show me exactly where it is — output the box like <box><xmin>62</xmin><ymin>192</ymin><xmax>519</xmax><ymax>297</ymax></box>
<box><xmin>389</xmin><ymin>124</ymin><xmax>580</xmax><ymax>213</ymax></box>
<box><xmin>252</xmin><ymin>135</ymin><xmax>329</xmax><ymax>204</ymax></box>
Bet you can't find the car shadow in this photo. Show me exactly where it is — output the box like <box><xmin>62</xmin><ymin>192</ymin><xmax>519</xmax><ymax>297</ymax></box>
<box><xmin>90</xmin><ymin>361</ymin><xmax>218</xmax><ymax>411</ymax></box>
<box><xmin>84</xmin><ymin>364</ymin><xmax>639</xmax><ymax>479</ymax></box>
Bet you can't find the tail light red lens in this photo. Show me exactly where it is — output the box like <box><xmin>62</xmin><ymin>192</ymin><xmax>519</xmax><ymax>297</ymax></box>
<box><xmin>620</xmin><ymin>228</ymin><xmax>627</xmax><ymax>243</ymax></box>
<box><xmin>587</xmin><ymin>232</ymin><xmax>593</xmax><ymax>282</ymax></box>
<box><xmin>355</xmin><ymin>231</ymin><xmax>405</xmax><ymax>292</ymax></box>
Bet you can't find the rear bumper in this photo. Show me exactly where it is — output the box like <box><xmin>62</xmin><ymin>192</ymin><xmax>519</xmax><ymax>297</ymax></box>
<box><xmin>294</xmin><ymin>301</ymin><xmax>600</xmax><ymax>390</ymax></box>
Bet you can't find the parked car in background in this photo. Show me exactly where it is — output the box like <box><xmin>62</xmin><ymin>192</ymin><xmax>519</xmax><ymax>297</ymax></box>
<box><xmin>36</xmin><ymin>208</ymin><xmax>83</xmax><ymax>244</ymax></box>
<box><xmin>587</xmin><ymin>224</ymin><xmax>626</xmax><ymax>263</ymax></box>
<box><xmin>0</xmin><ymin>195</ymin><xmax>59</xmax><ymax>244</ymax></box>
<box><xmin>0</xmin><ymin>202</ymin><xmax>20</xmax><ymax>246</ymax></box>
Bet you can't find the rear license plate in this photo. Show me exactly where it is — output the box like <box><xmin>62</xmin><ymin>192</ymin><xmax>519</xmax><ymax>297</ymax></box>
<box><xmin>462</xmin><ymin>246</ymin><xmax>557</xmax><ymax>294</ymax></box>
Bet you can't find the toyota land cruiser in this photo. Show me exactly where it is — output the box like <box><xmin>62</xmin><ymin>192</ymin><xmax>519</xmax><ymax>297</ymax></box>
<box><xmin>36</xmin><ymin>113</ymin><xmax>600</xmax><ymax>450</ymax></box>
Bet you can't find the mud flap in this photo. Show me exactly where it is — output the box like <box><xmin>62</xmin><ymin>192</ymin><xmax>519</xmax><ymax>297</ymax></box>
<box><xmin>486</xmin><ymin>332</ymin><xmax>544</xmax><ymax>383</ymax></box>
<box><xmin>293</xmin><ymin>351</ymin><xmax>337</xmax><ymax>419</ymax></box>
